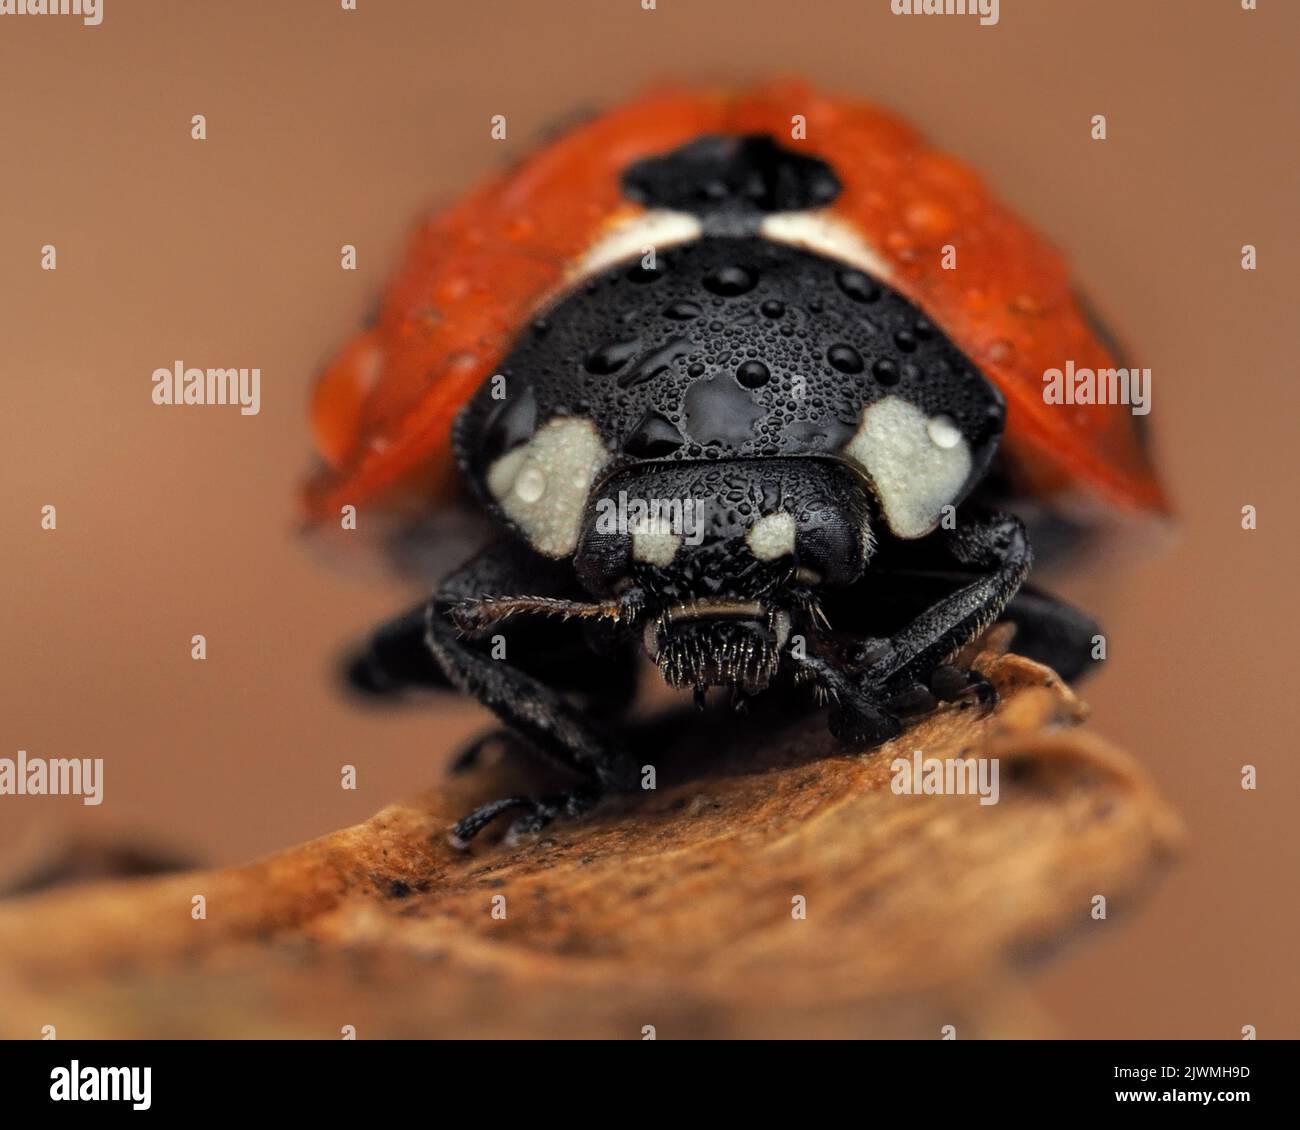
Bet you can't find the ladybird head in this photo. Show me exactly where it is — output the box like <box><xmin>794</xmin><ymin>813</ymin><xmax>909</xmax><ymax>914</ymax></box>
<box><xmin>575</xmin><ymin>458</ymin><xmax>873</xmax><ymax>694</ymax></box>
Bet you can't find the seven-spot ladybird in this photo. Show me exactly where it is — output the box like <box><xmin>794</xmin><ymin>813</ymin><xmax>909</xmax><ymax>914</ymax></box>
<box><xmin>304</xmin><ymin>81</ymin><xmax>1167</xmax><ymax>847</ymax></box>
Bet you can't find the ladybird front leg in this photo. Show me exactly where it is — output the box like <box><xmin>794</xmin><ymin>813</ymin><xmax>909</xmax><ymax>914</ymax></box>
<box><xmin>852</xmin><ymin>509</ymin><xmax>1033</xmax><ymax>692</ymax></box>
<box><xmin>424</xmin><ymin>542</ymin><xmax>641</xmax><ymax>847</ymax></box>
<box><xmin>788</xmin><ymin>649</ymin><xmax>903</xmax><ymax>747</ymax></box>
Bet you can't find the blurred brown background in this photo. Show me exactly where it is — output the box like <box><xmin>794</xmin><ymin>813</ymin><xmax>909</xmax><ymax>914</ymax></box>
<box><xmin>2</xmin><ymin>0</ymin><xmax>1297</xmax><ymax>1038</ymax></box>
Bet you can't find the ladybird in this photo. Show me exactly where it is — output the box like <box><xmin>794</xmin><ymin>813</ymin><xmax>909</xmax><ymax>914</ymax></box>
<box><xmin>305</xmin><ymin>81</ymin><xmax>1166</xmax><ymax>848</ymax></box>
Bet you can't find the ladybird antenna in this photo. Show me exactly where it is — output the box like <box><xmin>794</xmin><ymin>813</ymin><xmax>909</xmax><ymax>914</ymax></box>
<box><xmin>449</xmin><ymin>594</ymin><xmax>639</xmax><ymax>633</ymax></box>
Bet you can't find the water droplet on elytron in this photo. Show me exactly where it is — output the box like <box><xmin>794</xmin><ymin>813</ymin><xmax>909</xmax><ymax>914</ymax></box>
<box><xmin>584</xmin><ymin>339</ymin><xmax>641</xmax><ymax>375</ymax></box>
<box><xmin>663</xmin><ymin>301</ymin><xmax>703</xmax><ymax>320</ymax></box>
<box><xmin>927</xmin><ymin>416</ymin><xmax>962</xmax><ymax>450</ymax></box>
<box><xmin>827</xmin><ymin>344</ymin><xmax>864</xmax><ymax>374</ymax></box>
<box><xmin>872</xmin><ymin>358</ymin><xmax>900</xmax><ymax>386</ymax></box>
<box><xmin>836</xmin><ymin>269</ymin><xmax>879</xmax><ymax>304</ymax></box>
<box><xmin>736</xmin><ymin>360</ymin><xmax>771</xmax><ymax>388</ymax></box>
<box><xmin>760</xmin><ymin>300</ymin><xmax>785</xmax><ymax>318</ymax></box>
<box><xmin>703</xmin><ymin>265</ymin><xmax>757</xmax><ymax>296</ymax></box>
<box><xmin>513</xmin><ymin>466</ymin><xmax>547</xmax><ymax>502</ymax></box>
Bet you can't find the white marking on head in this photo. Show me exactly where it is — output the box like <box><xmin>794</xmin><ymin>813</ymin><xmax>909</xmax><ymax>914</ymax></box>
<box><xmin>486</xmin><ymin>417</ymin><xmax>609</xmax><ymax>557</ymax></box>
<box><xmin>567</xmin><ymin>208</ymin><xmax>703</xmax><ymax>286</ymax></box>
<box><xmin>631</xmin><ymin>527</ymin><xmax>682</xmax><ymax>567</ymax></box>
<box><xmin>842</xmin><ymin>396</ymin><xmax>972</xmax><ymax>539</ymax></box>
<box><xmin>746</xmin><ymin>510</ymin><xmax>797</xmax><ymax>561</ymax></box>
<box><xmin>759</xmin><ymin>211</ymin><xmax>893</xmax><ymax>281</ymax></box>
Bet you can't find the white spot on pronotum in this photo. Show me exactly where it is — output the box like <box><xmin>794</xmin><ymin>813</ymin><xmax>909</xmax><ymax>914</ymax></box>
<box><xmin>746</xmin><ymin>510</ymin><xmax>796</xmax><ymax>560</ymax></box>
<box><xmin>760</xmin><ymin>211</ymin><xmax>893</xmax><ymax>282</ymax></box>
<box><xmin>568</xmin><ymin>209</ymin><xmax>701</xmax><ymax>286</ymax></box>
<box><xmin>843</xmin><ymin>396</ymin><xmax>972</xmax><ymax>539</ymax></box>
<box><xmin>487</xmin><ymin>417</ymin><xmax>610</xmax><ymax>557</ymax></box>
<box><xmin>926</xmin><ymin>415</ymin><xmax>962</xmax><ymax>450</ymax></box>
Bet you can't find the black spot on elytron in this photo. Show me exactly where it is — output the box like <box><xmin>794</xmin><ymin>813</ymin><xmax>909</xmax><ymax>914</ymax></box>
<box><xmin>624</xmin><ymin>409</ymin><xmax>685</xmax><ymax>458</ymax></box>
<box><xmin>584</xmin><ymin>338</ymin><xmax>641</xmax><ymax>375</ymax></box>
<box><xmin>620</xmin><ymin>134</ymin><xmax>842</xmax><ymax>219</ymax></box>
<box><xmin>663</xmin><ymin>301</ymin><xmax>703</xmax><ymax>321</ymax></box>
<box><xmin>827</xmin><ymin>344</ymin><xmax>864</xmax><ymax>375</ymax></box>
<box><xmin>736</xmin><ymin>359</ymin><xmax>771</xmax><ymax>388</ymax></box>
<box><xmin>684</xmin><ymin>376</ymin><xmax>765</xmax><ymax>447</ymax></box>
<box><xmin>836</xmin><ymin>269</ymin><xmax>880</xmax><ymax>304</ymax></box>
<box><xmin>704</xmin><ymin>265</ymin><xmax>757</xmax><ymax>297</ymax></box>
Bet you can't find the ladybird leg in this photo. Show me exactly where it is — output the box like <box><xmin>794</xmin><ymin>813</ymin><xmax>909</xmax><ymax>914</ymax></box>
<box><xmin>928</xmin><ymin>664</ymin><xmax>998</xmax><ymax>712</ymax></box>
<box><xmin>1000</xmin><ymin>585</ymin><xmax>1102</xmax><ymax>682</ymax></box>
<box><xmin>344</xmin><ymin>604</ymin><xmax>453</xmax><ymax>697</ymax></box>
<box><xmin>425</xmin><ymin>543</ymin><xmax>641</xmax><ymax>846</ymax></box>
<box><xmin>448</xmin><ymin>728</ymin><xmax>530</xmax><ymax>775</ymax></box>
<box><xmin>424</xmin><ymin>596</ymin><xmax>634</xmax><ymax>784</ymax></box>
<box><xmin>787</xmin><ymin>651</ymin><xmax>904</xmax><ymax>746</ymax></box>
<box><xmin>858</xmin><ymin>510</ymin><xmax>1033</xmax><ymax>693</ymax></box>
